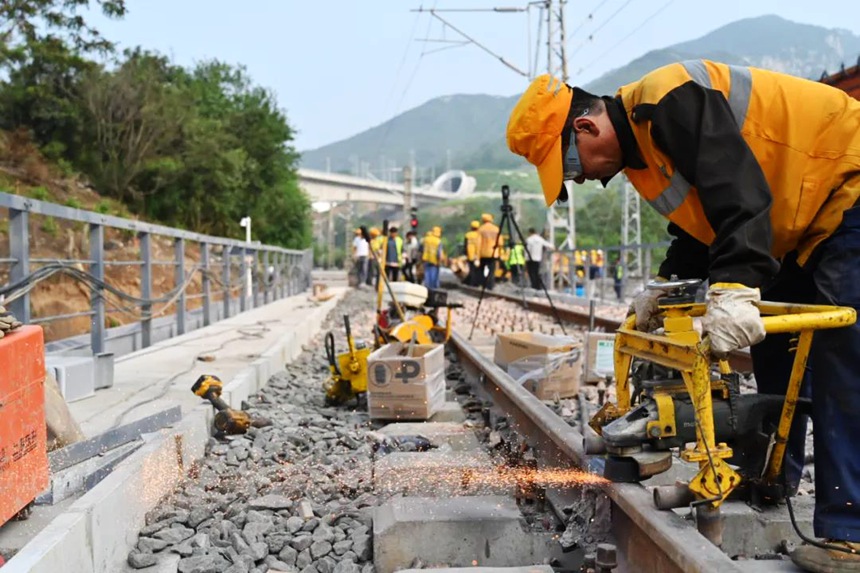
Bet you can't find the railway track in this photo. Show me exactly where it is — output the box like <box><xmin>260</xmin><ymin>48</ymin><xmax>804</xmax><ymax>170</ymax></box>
<box><xmin>447</xmin><ymin>287</ymin><xmax>806</xmax><ymax>573</ymax></box>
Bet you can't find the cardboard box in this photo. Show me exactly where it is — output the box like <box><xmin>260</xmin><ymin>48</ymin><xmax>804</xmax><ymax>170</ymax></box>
<box><xmin>367</xmin><ymin>342</ymin><xmax>446</xmax><ymax>420</ymax></box>
<box><xmin>493</xmin><ymin>331</ymin><xmax>577</xmax><ymax>370</ymax></box>
<box><xmin>508</xmin><ymin>349</ymin><xmax>582</xmax><ymax>400</ymax></box>
<box><xmin>495</xmin><ymin>332</ymin><xmax>581</xmax><ymax>400</ymax></box>
<box><xmin>584</xmin><ymin>332</ymin><xmax>616</xmax><ymax>383</ymax></box>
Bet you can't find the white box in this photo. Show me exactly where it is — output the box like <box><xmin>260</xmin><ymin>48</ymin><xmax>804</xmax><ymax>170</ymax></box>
<box><xmin>382</xmin><ymin>281</ymin><xmax>428</xmax><ymax>309</ymax></box>
<box><xmin>584</xmin><ymin>332</ymin><xmax>616</xmax><ymax>383</ymax></box>
<box><xmin>46</xmin><ymin>356</ymin><xmax>95</xmax><ymax>402</ymax></box>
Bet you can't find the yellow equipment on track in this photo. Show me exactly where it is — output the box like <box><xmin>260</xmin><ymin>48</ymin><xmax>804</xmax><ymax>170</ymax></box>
<box><xmin>324</xmin><ymin>315</ymin><xmax>372</xmax><ymax>406</ymax></box>
<box><xmin>588</xmin><ymin>277</ymin><xmax>856</xmax><ymax>546</ymax></box>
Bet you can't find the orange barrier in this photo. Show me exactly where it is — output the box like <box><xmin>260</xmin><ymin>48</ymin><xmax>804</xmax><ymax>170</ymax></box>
<box><xmin>0</xmin><ymin>325</ymin><xmax>49</xmax><ymax>524</ymax></box>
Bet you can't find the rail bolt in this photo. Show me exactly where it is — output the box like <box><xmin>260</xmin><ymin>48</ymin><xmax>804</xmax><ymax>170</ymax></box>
<box><xmin>595</xmin><ymin>543</ymin><xmax>618</xmax><ymax>572</ymax></box>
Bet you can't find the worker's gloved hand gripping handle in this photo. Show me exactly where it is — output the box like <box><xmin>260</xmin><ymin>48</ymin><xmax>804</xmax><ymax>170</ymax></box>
<box><xmin>628</xmin><ymin>276</ymin><xmax>667</xmax><ymax>332</ymax></box>
<box><xmin>701</xmin><ymin>282</ymin><xmax>765</xmax><ymax>358</ymax></box>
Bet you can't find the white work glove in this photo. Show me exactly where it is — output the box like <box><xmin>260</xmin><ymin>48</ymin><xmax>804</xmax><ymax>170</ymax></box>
<box><xmin>701</xmin><ymin>283</ymin><xmax>765</xmax><ymax>358</ymax></box>
<box><xmin>628</xmin><ymin>278</ymin><xmax>666</xmax><ymax>332</ymax></box>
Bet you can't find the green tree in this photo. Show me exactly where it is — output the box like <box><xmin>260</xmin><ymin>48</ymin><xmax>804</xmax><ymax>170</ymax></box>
<box><xmin>0</xmin><ymin>0</ymin><xmax>126</xmax><ymax>65</ymax></box>
<box><xmin>78</xmin><ymin>50</ymin><xmax>188</xmax><ymax>206</ymax></box>
<box><xmin>0</xmin><ymin>38</ymin><xmax>94</xmax><ymax>164</ymax></box>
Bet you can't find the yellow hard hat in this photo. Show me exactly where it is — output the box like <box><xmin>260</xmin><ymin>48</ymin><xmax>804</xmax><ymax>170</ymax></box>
<box><xmin>481</xmin><ymin>213</ymin><xmax>493</xmax><ymax>223</ymax></box>
<box><xmin>432</xmin><ymin>226</ymin><xmax>442</xmax><ymax>237</ymax></box>
<box><xmin>507</xmin><ymin>75</ymin><xmax>576</xmax><ymax>207</ymax></box>
<box><xmin>369</xmin><ymin>227</ymin><xmax>380</xmax><ymax>237</ymax></box>
<box><xmin>470</xmin><ymin>220</ymin><xmax>480</xmax><ymax>229</ymax></box>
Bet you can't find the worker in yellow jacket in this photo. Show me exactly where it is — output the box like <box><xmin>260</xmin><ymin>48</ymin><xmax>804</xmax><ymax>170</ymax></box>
<box><xmin>508</xmin><ymin>62</ymin><xmax>860</xmax><ymax>570</ymax></box>
<box><xmin>464</xmin><ymin>221</ymin><xmax>481</xmax><ymax>286</ymax></box>
<box><xmin>477</xmin><ymin>213</ymin><xmax>501</xmax><ymax>290</ymax></box>
<box><xmin>367</xmin><ymin>227</ymin><xmax>382</xmax><ymax>287</ymax></box>
<box><xmin>422</xmin><ymin>227</ymin><xmax>443</xmax><ymax>289</ymax></box>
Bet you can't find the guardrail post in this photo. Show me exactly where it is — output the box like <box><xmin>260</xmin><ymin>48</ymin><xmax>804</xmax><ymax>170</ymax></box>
<box><xmin>8</xmin><ymin>208</ymin><xmax>30</xmax><ymax>323</ymax></box>
<box><xmin>288</xmin><ymin>255</ymin><xmax>295</xmax><ymax>296</ymax></box>
<box><xmin>240</xmin><ymin>246</ymin><xmax>248</xmax><ymax>312</ymax></box>
<box><xmin>278</xmin><ymin>252</ymin><xmax>285</xmax><ymax>299</ymax></box>
<box><xmin>201</xmin><ymin>242</ymin><xmax>211</xmax><ymax>326</ymax></box>
<box><xmin>89</xmin><ymin>223</ymin><xmax>105</xmax><ymax>353</ymax></box>
<box><xmin>222</xmin><ymin>246</ymin><xmax>231</xmax><ymax>319</ymax></box>
<box><xmin>174</xmin><ymin>238</ymin><xmax>186</xmax><ymax>335</ymax></box>
<box><xmin>263</xmin><ymin>250</ymin><xmax>271</xmax><ymax>304</ymax></box>
<box><xmin>252</xmin><ymin>249</ymin><xmax>260</xmax><ymax>308</ymax></box>
<box><xmin>140</xmin><ymin>232</ymin><xmax>152</xmax><ymax>348</ymax></box>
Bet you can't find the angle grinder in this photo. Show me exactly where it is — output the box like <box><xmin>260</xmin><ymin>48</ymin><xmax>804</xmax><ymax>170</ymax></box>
<box><xmin>192</xmin><ymin>375</ymin><xmax>270</xmax><ymax>435</ymax></box>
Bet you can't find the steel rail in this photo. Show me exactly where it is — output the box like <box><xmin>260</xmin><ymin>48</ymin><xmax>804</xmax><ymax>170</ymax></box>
<box><xmin>449</xmin><ymin>330</ymin><xmax>744</xmax><ymax>573</ymax></box>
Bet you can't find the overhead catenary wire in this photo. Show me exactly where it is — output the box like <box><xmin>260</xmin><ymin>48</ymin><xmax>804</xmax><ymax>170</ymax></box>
<box><xmin>576</xmin><ymin>0</ymin><xmax>676</xmax><ymax>76</ymax></box>
<box><xmin>372</xmin><ymin>1</ymin><xmax>438</xmax><ymax>162</ymax></box>
<box><xmin>567</xmin><ymin>0</ymin><xmax>636</xmax><ymax>61</ymax></box>
<box><xmin>567</xmin><ymin>0</ymin><xmax>611</xmax><ymax>40</ymax></box>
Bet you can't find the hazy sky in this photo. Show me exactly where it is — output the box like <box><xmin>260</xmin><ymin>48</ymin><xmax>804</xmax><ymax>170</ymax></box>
<box><xmin>86</xmin><ymin>1</ymin><xmax>860</xmax><ymax>151</ymax></box>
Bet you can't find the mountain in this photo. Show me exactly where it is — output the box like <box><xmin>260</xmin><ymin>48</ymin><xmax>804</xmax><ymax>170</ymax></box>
<box><xmin>301</xmin><ymin>15</ymin><xmax>860</xmax><ymax>174</ymax></box>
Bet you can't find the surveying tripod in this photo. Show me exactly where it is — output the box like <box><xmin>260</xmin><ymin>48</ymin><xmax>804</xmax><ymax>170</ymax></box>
<box><xmin>468</xmin><ymin>185</ymin><xmax>567</xmax><ymax>339</ymax></box>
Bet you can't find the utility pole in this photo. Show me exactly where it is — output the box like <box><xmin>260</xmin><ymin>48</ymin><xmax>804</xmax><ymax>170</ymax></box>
<box><xmin>344</xmin><ymin>192</ymin><xmax>353</xmax><ymax>270</ymax></box>
<box><xmin>403</xmin><ymin>165</ymin><xmax>413</xmax><ymax>226</ymax></box>
<box><xmin>622</xmin><ymin>178</ymin><xmax>642</xmax><ymax>277</ymax></box>
<box><xmin>542</xmin><ymin>0</ymin><xmax>573</xmax><ymax>290</ymax></box>
<box><xmin>327</xmin><ymin>204</ymin><xmax>335</xmax><ymax>269</ymax></box>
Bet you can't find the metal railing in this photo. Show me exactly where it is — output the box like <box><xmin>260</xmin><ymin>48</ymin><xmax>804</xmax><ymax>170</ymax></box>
<box><xmin>0</xmin><ymin>192</ymin><xmax>312</xmax><ymax>355</ymax></box>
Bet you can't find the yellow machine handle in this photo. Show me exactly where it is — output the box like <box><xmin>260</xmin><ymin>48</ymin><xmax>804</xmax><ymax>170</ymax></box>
<box><xmin>759</xmin><ymin>302</ymin><xmax>856</xmax><ymax>334</ymax></box>
<box><xmin>625</xmin><ymin>301</ymin><xmax>856</xmax><ymax>335</ymax></box>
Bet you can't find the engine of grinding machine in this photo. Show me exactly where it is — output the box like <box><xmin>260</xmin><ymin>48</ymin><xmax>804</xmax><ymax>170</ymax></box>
<box><xmin>597</xmin><ymin>362</ymin><xmax>788</xmax><ymax>483</ymax></box>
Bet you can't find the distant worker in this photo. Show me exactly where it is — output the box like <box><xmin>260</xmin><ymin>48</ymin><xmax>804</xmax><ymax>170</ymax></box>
<box><xmin>385</xmin><ymin>226</ymin><xmax>403</xmax><ymax>281</ymax></box>
<box><xmin>590</xmin><ymin>248</ymin><xmax>605</xmax><ymax>279</ymax></box>
<box><xmin>477</xmin><ymin>213</ymin><xmax>501</xmax><ymax>290</ymax></box>
<box><xmin>525</xmin><ymin>228</ymin><xmax>554</xmax><ymax>290</ymax></box>
<box><xmin>402</xmin><ymin>230</ymin><xmax>420</xmax><ymax>283</ymax></box>
<box><xmin>368</xmin><ymin>227</ymin><xmax>382</xmax><ymax>287</ymax></box>
<box><xmin>507</xmin><ymin>240</ymin><xmax>526</xmax><ymax>288</ymax></box>
<box><xmin>612</xmin><ymin>255</ymin><xmax>624</xmax><ymax>301</ymax></box>
<box><xmin>422</xmin><ymin>227</ymin><xmax>443</xmax><ymax>289</ymax></box>
<box><xmin>574</xmin><ymin>249</ymin><xmax>586</xmax><ymax>283</ymax></box>
<box><xmin>464</xmin><ymin>220</ymin><xmax>481</xmax><ymax>286</ymax></box>
<box><xmin>352</xmin><ymin>228</ymin><xmax>369</xmax><ymax>288</ymax></box>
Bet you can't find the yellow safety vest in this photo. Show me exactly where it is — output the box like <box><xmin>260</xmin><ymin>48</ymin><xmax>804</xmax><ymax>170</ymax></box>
<box><xmin>618</xmin><ymin>59</ymin><xmax>860</xmax><ymax>264</ymax></box>
<box><xmin>464</xmin><ymin>230</ymin><xmax>480</xmax><ymax>261</ymax></box>
<box><xmin>386</xmin><ymin>236</ymin><xmax>403</xmax><ymax>264</ymax></box>
<box><xmin>422</xmin><ymin>234</ymin><xmax>442</xmax><ymax>265</ymax></box>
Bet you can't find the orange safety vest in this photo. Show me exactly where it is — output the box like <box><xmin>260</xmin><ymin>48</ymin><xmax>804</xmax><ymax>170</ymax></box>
<box><xmin>618</xmin><ymin>59</ymin><xmax>860</xmax><ymax>265</ymax></box>
<box><xmin>478</xmin><ymin>222</ymin><xmax>502</xmax><ymax>258</ymax></box>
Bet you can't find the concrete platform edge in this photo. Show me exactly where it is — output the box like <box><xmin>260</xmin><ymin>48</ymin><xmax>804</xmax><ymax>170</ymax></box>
<box><xmin>6</xmin><ymin>291</ymin><xmax>345</xmax><ymax>573</ymax></box>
